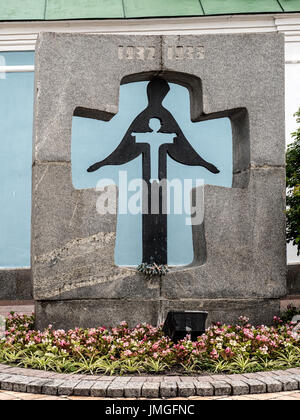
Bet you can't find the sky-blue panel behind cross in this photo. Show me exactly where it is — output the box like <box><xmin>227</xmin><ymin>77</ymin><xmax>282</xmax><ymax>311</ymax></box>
<box><xmin>72</xmin><ymin>81</ymin><xmax>232</xmax><ymax>266</ymax></box>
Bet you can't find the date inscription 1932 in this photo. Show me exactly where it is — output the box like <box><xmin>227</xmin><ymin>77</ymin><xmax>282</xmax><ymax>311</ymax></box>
<box><xmin>118</xmin><ymin>45</ymin><xmax>205</xmax><ymax>61</ymax></box>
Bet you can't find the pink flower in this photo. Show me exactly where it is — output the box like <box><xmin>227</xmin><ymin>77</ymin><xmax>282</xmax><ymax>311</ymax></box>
<box><xmin>210</xmin><ymin>349</ymin><xmax>219</xmax><ymax>359</ymax></box>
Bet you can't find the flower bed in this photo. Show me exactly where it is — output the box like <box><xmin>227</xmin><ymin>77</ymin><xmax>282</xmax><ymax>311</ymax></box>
<box><xmin>0</xmin><ymin>313</ymin><xmax>299</xmax><ymax>375</ymax></box>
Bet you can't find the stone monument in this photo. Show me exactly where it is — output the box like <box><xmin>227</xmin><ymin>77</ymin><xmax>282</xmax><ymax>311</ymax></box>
<box><xmin>32</xmin><ymin>33</ymin><xmax>286</xmax><ymax>330</ymax></box>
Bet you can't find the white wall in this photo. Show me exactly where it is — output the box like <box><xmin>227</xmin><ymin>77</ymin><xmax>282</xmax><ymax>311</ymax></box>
<box><xmin>286</xmin><ymin>43</ymin><xmax>300</xmax><ymax>146</ymax></box>
<box><xmin>285</xmin><ymin>42</ymin><xmax>300</xmax><ymax>263</ymax></box>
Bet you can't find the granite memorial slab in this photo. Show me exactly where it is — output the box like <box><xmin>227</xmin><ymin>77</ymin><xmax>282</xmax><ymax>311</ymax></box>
<box><xmin>32</xmin><ymin>33</ymin><xmax>286</xmax><ymax>329</ymax></box>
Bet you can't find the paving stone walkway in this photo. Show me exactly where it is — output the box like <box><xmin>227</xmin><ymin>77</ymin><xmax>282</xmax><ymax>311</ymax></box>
<box><xmin>0</xmin><ymin>364</ymin><xmax>299</xmax><ymax>399</ymax></box>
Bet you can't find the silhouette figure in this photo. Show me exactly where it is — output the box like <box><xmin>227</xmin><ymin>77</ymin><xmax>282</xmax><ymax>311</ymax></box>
<box><xmin>133</xmin><ymin>118</ymin><xmax>176</xmax><ymax>183</ymax></box>
<box><xmin>87</xmin><ymin>78</ymin><xmax>219</xmax><ymax>177</ymax></box>
<box><xmin>88</xmin><ymin>78</ymin><xmax>220</xmax><ymax>265</ymax></box>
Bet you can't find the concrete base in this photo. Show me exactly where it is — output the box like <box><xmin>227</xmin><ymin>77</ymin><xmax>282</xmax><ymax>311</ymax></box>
<box><xmin>35</xmin><ymin>298</ymin><xmax>280</xmax><ymax>330</ymax></box>
<box><xmin>0</xmin><ymin>269</ymin><xmax>32</xmax><ymax>300</ymax></box>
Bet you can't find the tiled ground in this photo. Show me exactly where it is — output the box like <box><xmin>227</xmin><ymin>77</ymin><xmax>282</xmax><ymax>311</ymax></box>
<box><xmin>0</xmin><ymin>390</ymin><xmax>299</xmax><ymax>401</ymax></box>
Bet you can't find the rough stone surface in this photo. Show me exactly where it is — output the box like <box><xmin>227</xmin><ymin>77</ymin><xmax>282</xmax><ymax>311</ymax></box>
<box><xmin>212</xmin><ymin>381</ymin><xmax>232</xmax><ymax>396</ymax></box>
<box><xmin>42</xmin><ymin>380</ymin><xmax>65</xmax><ymax>396</ymax></box>
<box><xmin>35</xmin><ymin>299</ymin><xmax>161</xmax><ymax>330</ymax></box>
<box><xmin>57</xmin><ymin>380</ymin><xmax>81</xmax><ymax>396</ymax></box>
<box><xmin>0</xmin><ymin>376</ymin><xmax>15</xmax><ymax>391</ymax></box>
<box><xmin>226</xmin><ymin>380</ymin><xmax>249</xmax><ymax>396</ymax></box>
<box><xmin>11</xmin><ymin>376</ymin><xmax>33</xmax><ymax>393</ymax></box>
<box><xmin>90</xmin><ymin>381</ymin><xmax>111</xmax><ymax>398</ymax></box>
<box><xmin>271</xmin><ymin>374</ymin><xmax>298</xmax><ymax>392</ymax></box>
<box><xmin>107</xmin><ymin>383</ymin><xmax>125</xmax><ymax>398</ymax></box>
<box><xmin>161</xmin><ymin>298</ymin><xmax>280</xmax><ymax>327</ymax></box>
<box><xmin>142</xmin><ymin>382</ymin><xmax>160</xmax><ymax>398</ymax></box>
<box><xmin>32</xmin><ymin>33</ymin><xmax>286</xmax><ymax>328</ymax></box>
<box><xmin>255</xmin><ymin>375</ymin><xmax>283</xmax><ymax>393</ymax></box>
<box><xmin>289</xmin><ymin>374</ymin><xmax>300</xmax><ymax>386</ymax></box>
<box><xmin>244</xmin><ymin>379</ymin><xmax>266</xmax><ymax>394</ymax></box>
<box><xmin>177</xmin><ymin>382</ymin><xmax>196</xmax><ymax>397</ymax></box>
<box><xmin>0</xmin><ymin>269</ymin><xmax>32</xmax><ymax>300</ymax></box>
<box><xmin>73</xmin><ymin>380</ymin><xmax>94</xmax><ymax>396</ymax></box>
<box><xmin>26</xmin><ymin>379</ymin><xmax>52</xmax><ymax>395</ymax></box>
<box><xmin>195</xmin><ymin>381</ymin><xmax>214</xmax><ymax>397</ymax></box>
<box><xmin>124</xmin><ymin>383</ymin><xmax>143</xmax><ymax>398</ymax></box>
<box><xmin>162</xmin><ymin>168</ymin><xmax>286</xmax><ymax>302</ymax></box>
<box><xmin>160</xmin><ymin>381</ymin><xmax>178</xmax><ymax>398</ymax></box>
<box><xmin>0</xmin><ymin>374</ymin><xmax>11</xmax><ymax>383</ymax></box>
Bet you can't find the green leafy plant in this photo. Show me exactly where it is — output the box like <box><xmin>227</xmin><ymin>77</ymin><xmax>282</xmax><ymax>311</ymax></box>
<box><xmin>181</xmin><ymin>359</ymin><xmax>209</xmax><ymax>373</ymax></box>
<box><xmin>286</xmin><ymin>108</ymin><xmax>300</xmax><ymax>256</ymax></box>
<box><xmin>119</xmin><ymin>358</ymin><xmax>145</xmax><ymax>375</ymax></box>
<box><xmin>256</xmin><ymin>356</ymin><xmax>283</xmax><ymax>372</ymax></box>
<box><xmin>274</xmin><ymin>347</ymin><xmax>300</xmax><ymax>368</ymax></box>
<box><xmin>144</xmin><ymin>358</ymin><xmax>170</xmax><ymax>373</ymax></box>
<box><xmin>225</xmin><ymin>355</ymin><xmax>261</xmax><ymax>374</ymax></box>
<box><xmin>211</xmin><ymin>359</ymin><xmax>231</xmax><ymax>373</ymax></box>
<box><xmin>137</xmin><ymin>262</ymin><xmax>169</xmax><ymax>278</ymax></box>
<box><xmin>1</xmin><ymin>312</ymin><xmax>299</xmax><ymax>376</ymax></box>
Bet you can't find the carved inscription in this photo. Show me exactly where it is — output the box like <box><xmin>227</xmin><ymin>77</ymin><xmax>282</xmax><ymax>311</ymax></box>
<box><xmin>118</xmin><ymin>45</ymin><xmax>205</xmax><ymax>61</ymax></box>
<box><xmin>118</xmin><ymin>46</ymin><xmax>156</xmax><ymax>60</ymax></box>
<box><xmin>167</xmin><ymin>46</ymin><xmax>205</xmax><ymax>60</ymax></box>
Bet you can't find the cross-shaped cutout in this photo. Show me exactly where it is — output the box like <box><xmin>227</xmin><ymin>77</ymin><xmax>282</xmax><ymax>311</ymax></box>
<box><xmin>86</xmin><ymin>78</ymin><xmax>220</xmax><ymax>265</ymax></box>
<box><xmin>72</xmin><ymin>77</ymin><xmax>233</xmax><ymax>266</ymax></box>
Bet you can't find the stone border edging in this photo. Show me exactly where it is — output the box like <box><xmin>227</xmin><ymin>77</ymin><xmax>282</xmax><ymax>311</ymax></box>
<box><xmin>0</xmin><ymin>364</ymin><xmax>299</xmax><ymax>398</ymax></box>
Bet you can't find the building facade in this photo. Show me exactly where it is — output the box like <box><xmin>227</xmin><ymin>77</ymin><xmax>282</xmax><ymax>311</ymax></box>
<box><xmin>0</xmin><ymin>1</ymin><xmax>300</xmax><ymax>299</ymax></box>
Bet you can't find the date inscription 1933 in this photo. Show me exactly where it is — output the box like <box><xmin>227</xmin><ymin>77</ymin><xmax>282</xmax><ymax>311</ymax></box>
<box><xmin>118</xmin><ymin>45</ymin><xmax>205</xmax><ymax>61</ymax></box>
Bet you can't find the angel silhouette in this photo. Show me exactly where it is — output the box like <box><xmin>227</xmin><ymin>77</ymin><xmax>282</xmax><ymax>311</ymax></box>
<box><xmin>88</xmin><ymin>77</ymin><xmax>219</xmax><ymax>177</ymax></box>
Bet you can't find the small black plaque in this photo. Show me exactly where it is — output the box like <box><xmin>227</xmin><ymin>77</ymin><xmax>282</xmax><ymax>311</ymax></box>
<box><xmin>163</xmin><ymin>310</ymin><xmax>208</xmax><ymax>342</ymax></box>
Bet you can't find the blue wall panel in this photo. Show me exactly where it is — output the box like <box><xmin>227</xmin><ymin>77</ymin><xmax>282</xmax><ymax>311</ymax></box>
<box><xmin>0</xmin><ymin>52</ymin><xmax>34</xmax><ymax>268</ymax></box>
